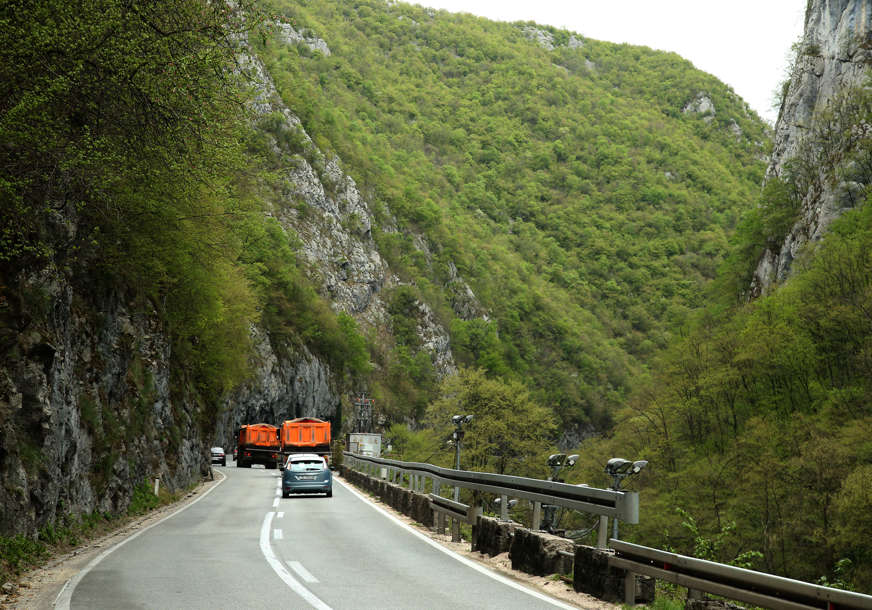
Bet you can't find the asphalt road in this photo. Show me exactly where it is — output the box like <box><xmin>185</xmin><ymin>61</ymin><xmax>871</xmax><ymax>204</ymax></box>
<box><xmin>66</xmin><ymin>460</ymin><xmax>573</xmax><ymax>609</ymax></box>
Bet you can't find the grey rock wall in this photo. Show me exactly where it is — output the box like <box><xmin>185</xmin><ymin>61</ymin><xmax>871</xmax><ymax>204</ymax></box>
<box><xmin>243</xmin><ymin>46</ymin><xmax>466</xmax><ymax>377</ymax></box>
<box><xmin>215</xmin><ymin>328</ymin><xmax>341</xmax><ymax>449</ymax></box>
<box><xmin>0</xmin><ymin>27</ymin><xmax>483</xmax><ymax>539</ymax></box>
<box><xmin>752</xmin><ymin>0</ymin><xmax>872</xmax><ymax>294</ymax></box>
<box><xmin>0</xmin><ymin>268</ymin><xmax>206</xmax><ymax>537</ymax></box>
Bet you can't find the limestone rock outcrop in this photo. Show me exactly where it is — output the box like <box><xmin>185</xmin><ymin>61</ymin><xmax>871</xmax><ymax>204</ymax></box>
<box><xmin>0</xmin><ymin>270</ymin><xmax>206</xmax><ymax>536</ymax></box>
<box><xmin>752</xmin><ymin>0</ymin><xmax>872</xmax><ymax>295</ymax></box>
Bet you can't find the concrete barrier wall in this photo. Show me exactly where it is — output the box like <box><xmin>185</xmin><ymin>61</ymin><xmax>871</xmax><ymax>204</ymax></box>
<box><xmin>340</xmin><ymin>466</ymin><xmax>432</xmax><ymax>527</ymax></box>
<box><xmin>574</xmin><ymin>545</ymin><xmax>655</xmax><ymax>604</ymax></box>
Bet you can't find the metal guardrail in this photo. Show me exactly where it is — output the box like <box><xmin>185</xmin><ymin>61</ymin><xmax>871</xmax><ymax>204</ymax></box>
<box><xmin>609</xmin><ymin>540</ymin><xmax>872</xmax><ymax>610</ymax></box>
<box><xmin>344</xmin><ymin>453</ymin><xmax>872</xmax><ymax>609</ymax></box>
<box><xmin>344</xmin><ymin>452</ymin><xmax>637</xmax><ymax>547</ymax></box>
<box><xmin>428</xmin><ymin>494</ymin><xmax>479</xmax><ymax>543</ymax></box>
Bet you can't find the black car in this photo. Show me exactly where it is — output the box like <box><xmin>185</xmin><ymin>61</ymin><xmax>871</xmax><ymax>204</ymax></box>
<box><xmin>282</xmin><ymin>454</ymin><xmax>332</xmax><ymax>497</ymax></box>
<box><xmin>210</xmin><ymin>446</ymin><xmax>226</xmax><ymax>466</ymax></box>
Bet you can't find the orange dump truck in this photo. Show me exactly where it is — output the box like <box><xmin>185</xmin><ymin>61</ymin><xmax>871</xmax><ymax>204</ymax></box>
<box><xmin>236</xmin><ymin>423</ymin><xmax>279</xmax><ymax>469</ymax></box>
<box><xmin>279</xmin><ymin>417</ymin><xmax>331</xmax><ymax>467</ymax></box>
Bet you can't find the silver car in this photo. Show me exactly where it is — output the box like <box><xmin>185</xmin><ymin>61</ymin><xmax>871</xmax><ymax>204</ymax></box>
<box><xmin>282</xmin><ymin>454</ymin><xmax>332</xmax><ymax>497</ymax></box>
<box><xmin>210</xmin><ymin>446</ymin><xmax>226</xmax><ymax>466</ymax></box>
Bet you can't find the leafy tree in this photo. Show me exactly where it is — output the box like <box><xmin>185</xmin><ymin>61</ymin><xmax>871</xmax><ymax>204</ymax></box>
<box><xmin>425</xmin><ymin>368</ymin><xmax>556</xmax><ymax>475</ymax></box>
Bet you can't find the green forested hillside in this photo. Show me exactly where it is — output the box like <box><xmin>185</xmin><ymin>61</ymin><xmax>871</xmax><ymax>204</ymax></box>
<box><xmin>0</xmin><ymin>0</ymin><xmax>371</xmax><ymax>410</ymax></box>
<box><xmin>543</xmin><ymin>80</ymin><xmax>872</xmax><ymax>590</ymax></box>
<box><xmin>257</xmin><ymin>0</ymin><xmax>770</xmax><ymax>430</ymax></box>
<box><xmin>10</xmin><ymin>0</ymin><xmax>868</xmax><ymax>593</ymax></box>
<box><xmin>255</xmin><ymin>0</ymin><xmax>872</xmax><ymax>590</ymax></box>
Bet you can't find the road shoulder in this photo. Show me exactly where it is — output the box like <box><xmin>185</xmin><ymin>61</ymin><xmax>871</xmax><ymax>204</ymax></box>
<box><xmin>334</xmin><ymin>473</ymin><xmax>618</xmax><ymax>610</ymax></box>
<box><xmin>0</xmin><ymin>471</ymin><xmax>223</xmax><ymax>610</ymax></box>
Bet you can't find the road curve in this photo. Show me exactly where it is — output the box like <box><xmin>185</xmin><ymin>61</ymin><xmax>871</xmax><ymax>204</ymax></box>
<box><xmin>67</xmin><ymin>461</ymin><xmax>574</xmax><ymax>609</ymax></box>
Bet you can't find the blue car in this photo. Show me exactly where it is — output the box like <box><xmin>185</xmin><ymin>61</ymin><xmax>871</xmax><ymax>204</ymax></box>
<box><xmin>282</xmin><ymin>454</ymin><xmax>332</xmax><ymax>498</ymax></box>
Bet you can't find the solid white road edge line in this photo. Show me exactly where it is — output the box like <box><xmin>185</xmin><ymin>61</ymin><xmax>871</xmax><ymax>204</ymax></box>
<box><xmin>335</xmin><ymin>477</ymin><xmax>576</xmax><ymax>610</ymax></box>
<box><xmin>55</xmin><ymin>470</ymin><xmax>227</xmax><ymax>610</ymax></box>
<box><xmin>288</xmin><ymin>560</ymin><xmax>320</xmax><ymax>583</ymax></box>
<box><xmin>259</xmin><ymin>512</ymin><xmax>331</xmax><ymax>610</ymax></box>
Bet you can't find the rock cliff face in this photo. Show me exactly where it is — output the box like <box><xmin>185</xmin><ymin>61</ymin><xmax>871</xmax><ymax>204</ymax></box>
<box><xmin>0</xmin><ymin>24</ymin><xmax>478</xmax><ymax>538</ymax></box>
<box><xmin>215</xmin><ymin>45</ymin><xmax>471</xmax><ymax>442</ymax></box>
<box><xmin>215</xmin><ymin>329</ymin><xmax>341</xmax><ymax>449</ymax></box>
<box><xmin>752</xmin><ymin>0</ymin><xmax>872</xmax><ymax>294</ymax></box>
<box><xmin>244</xmin><ymin>45</ymin><xmax>465</xmax><ymax>365</ymax></box>
<box><xmin>0</xmin><ymin>270</ymin><xmax>206</xmax><ymax>536</ymax></box>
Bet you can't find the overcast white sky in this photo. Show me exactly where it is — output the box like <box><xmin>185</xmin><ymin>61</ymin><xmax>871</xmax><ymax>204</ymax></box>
<box><xmin>417</xmin><ymin>0</ymin><xmax>807</xmax><ymax>124</ymax></box>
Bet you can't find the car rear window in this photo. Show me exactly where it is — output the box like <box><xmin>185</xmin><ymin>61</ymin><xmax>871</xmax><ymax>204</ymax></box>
<box><xmin>288</xmin><ymin>459</ymin><xmax>324</xmax><ymax>472</ymax></box>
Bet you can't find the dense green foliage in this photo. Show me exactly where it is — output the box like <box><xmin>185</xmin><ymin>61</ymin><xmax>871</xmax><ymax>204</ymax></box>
<box><xmin>6</xmin><ymin>0</ymin><xmax>868</xmax><ymax>592</ymax></box>
<box><xmin>251</xmin><ymin>0</ymin><xmax>872</xmax><ymax>589</ymax></box>
<box><xmin>570</xmin><ymin>87</ymin><xmax>872</xmax><ymax>590</ymax></box>
<box><xmin>424</xmin><ymin>368</ymin><xmax>556</xmax><ymax>475</ymax></box>
<box><xmin>257</xmin><ymin>0</ymin><xmax>769</xmax><ymax>429</ymax></box>
<box><xmin>0</xmin><ymin>0</ymin><xmax>372</xmax><ymax>538</ymax></box>
<box><xmin>0</xmin><ymin>0</ymin><xmax>371</xmax><ymax>405</ymax></box>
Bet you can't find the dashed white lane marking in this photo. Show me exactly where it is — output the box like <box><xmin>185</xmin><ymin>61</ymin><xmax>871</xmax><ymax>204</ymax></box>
<box><xmin>259</xmin><ymin>512</ymin><xmax>331</xmax><ymax>610</ymax></box>
<box><xmin>275</xmin><ymin>489</ymin><xmax>282</xmax><ymax>497</ymax></box>
<box><xmin>273</xmin><ymin>498</ymin><xmax>280</xmax><ymax>508</ymax></box>
<box><xmin>277</xmin><ymin>511</ymin><xmax>285</xmax><ymax>519</ymax></box>
<box><xmin>274</xmin><ymin>529</ymin><xmax>283</xmax><ymax>540</ymax></box>
<box><xmin>288</xmin><ymin>561</ymin><xmax>319</xmax><ymax>583</ymax></box>
<box><xmin>335</xmin><ymin>477</ymin><xmax>574</xmax><ymax>609</ymax></box>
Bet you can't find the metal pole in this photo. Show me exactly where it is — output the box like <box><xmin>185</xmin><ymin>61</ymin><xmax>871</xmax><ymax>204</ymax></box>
<box><xmin>454</xmin><ymin>433</ymin><xmax>461</xmax><ymax>501</ymax></box>
<box><xmin>613</xmin><ymin>516</ymin><xmax>619</xmax><ymax>540</ymax></box>
<box><xmin>597</xmin><ymin>516</ymin><xmax>609</xmax><ymax>549</ymax></box>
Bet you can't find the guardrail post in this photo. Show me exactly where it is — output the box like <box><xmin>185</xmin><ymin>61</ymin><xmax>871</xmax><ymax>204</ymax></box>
<box><xmin>687</xmin><ymin>588</ymin><xmax>704</xmax><ymax>601</ymax></box>
<box><xmin>624</xmin><ymin>571</ymin><xmax>636</xmax><ymax>605</ymax></box>
<box><xmin>597</xmin><ymin>516</ymin><xmax>608</xmax><ymax>549</ymax></box>
<box><xmin>451</xmin><ymin>517</ymin><xmax>461</xmax><ymax>542</ymax></box>
<box><xmin>500</xmin><ymin>494</ymin><xmax>509</xmax><ymax>521</ymax></box>
<box><xmin>470</xmin><ymin>491</ymin><xmax>483</xmax><ymax>524</ymax></box>
<box><xmin>532</xmin><ymin>501</ymin><xmax>542</xmax><ymax>531</ymax></box>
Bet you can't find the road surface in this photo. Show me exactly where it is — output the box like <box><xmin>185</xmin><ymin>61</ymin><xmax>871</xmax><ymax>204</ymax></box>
<box><xmin>65</xmin><ymin>461</ymin><xmax>573</xmax><ymax>609</ymax></box>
